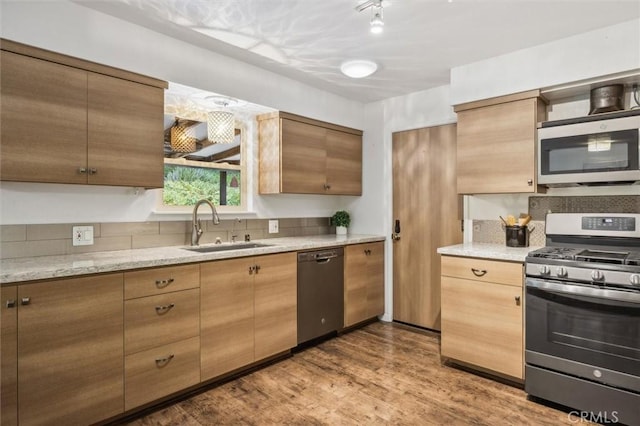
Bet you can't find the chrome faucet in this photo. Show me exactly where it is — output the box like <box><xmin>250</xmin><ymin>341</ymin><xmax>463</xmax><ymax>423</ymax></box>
<box><xmin>191</xmin><ymin>199</ymin><xmax>220</xmax><ymax>246</ymax></box>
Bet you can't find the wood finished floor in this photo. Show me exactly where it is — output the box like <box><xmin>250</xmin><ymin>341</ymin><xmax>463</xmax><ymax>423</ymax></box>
<box><xmin>125</xmin><ymin>322</ymin><xmax>577</xmax><ymax>425</ymax></box>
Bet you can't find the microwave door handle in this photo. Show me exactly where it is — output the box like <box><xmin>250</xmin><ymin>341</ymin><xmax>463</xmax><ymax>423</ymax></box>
<box><xmin>526</xmin><ymin>278</ymin><xmax>640</xmax><ymax>306</ymax></box>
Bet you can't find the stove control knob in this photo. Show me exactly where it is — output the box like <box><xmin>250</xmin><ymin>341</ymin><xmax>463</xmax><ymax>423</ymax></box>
<box><xmin>631</xmin><ymin>274</ymin><xmax>640</xmax><ymax>286</ymax></box>
<box><xmin>538</xmin><ymin>265</ymin><xmax>550</xmax><ymax>275</ymax></box>
<box><xmin>591</xmin><ymin>270</ymin><xmax>604</xmax><ymax>282</ymax></box>
<box><xmin>556</xmin><ymin>267</ymin><xmax>568</xmax><ymax>278</ymax></box>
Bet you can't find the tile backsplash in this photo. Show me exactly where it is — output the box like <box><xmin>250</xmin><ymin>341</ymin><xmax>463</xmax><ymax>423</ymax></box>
<box><xmin>0</xmin><ymin>217</ymin><xmax>331</xmax><ymax>259</ymax></box>
<box><xmin>472</xmin><ymin>220</ymin><xmax>546</xmax><ymax>247</ymax></box>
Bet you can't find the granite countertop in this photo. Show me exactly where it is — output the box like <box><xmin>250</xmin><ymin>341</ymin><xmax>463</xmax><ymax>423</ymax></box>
<box><xmin>1</xmin><ymin>234</ymin><xmax>385</xmax><ymax>284</ymax></box>
<box><xmin>437</xmin><ymin>242</ymin><xmax>542</xmax><ymax>263</ymax></box>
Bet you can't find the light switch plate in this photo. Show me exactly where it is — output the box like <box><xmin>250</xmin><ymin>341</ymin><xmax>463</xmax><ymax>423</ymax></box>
<box><xmin>72</xmin><ymin>226</ymin><xmax>94</xmax><ymax>246</ymax></box>
<box><xmin>268</xmin><ymin>220</ymin><xmax>279</xmax><ymax>234</ymax></box>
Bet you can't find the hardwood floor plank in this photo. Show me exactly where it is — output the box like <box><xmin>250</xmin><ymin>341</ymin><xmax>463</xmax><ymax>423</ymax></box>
<box><xmin>124</xmin><ymin>322</ymin><xmax>580</xmax><ymax>425</ymax></box>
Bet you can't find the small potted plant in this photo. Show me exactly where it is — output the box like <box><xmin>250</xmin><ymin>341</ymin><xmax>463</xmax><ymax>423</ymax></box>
<box><xmin>331</xmin><ymin>210</ymin><xmax>351</xmax><ymax>235</ymax></box>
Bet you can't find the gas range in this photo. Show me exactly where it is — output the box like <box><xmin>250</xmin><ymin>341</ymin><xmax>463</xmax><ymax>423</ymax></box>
<box><xmin>525</xmin><ymin>213</ymin><xmax>640</xmax><ymax>290</ymax></box>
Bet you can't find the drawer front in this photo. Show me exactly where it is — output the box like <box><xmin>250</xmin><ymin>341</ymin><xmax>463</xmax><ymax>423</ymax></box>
<box><xmin>441</xmin><ymin>255</ymin><xmax>523</xmax><ymax>287</ymax></box>
<box><xmin>125</xmin><ymin>288</ymin><xmax>199</xmax><ymax>355</ymax></box>
<box><xmin>124</xmin><ymin>264</ymin><xmax>199</xmax><ymax>300</ymax></box>
<box><xmin>125</xmin><ymin>336</ymin><xmax>200</xmax><ymax>410</ymax></box>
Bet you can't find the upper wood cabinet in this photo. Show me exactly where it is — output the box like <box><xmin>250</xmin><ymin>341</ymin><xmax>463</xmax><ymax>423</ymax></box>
<box><xmin>454</xmin><ymin>90</ymin><xmax>547</xmax><ymax>194</ymax></box>
<box><xmin>0</xmin><ymin>40</ymin><xmax>167</xmax><ymax>188</ymax></box>
<box><xmin>258</xmin><ymin>112</ymin><xmax>363</xmax><ymax>195</ymax></box>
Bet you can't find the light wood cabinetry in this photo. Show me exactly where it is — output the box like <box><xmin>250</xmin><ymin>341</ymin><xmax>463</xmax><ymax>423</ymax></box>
<box><xmin>440</xmin><ymin>255</ymin><xmax>524</xmax><ymax>380</ymax></box>
<box><xmin>344</xmin><ymin>242</ymin><xmax>385</xmax><ymax>327</ymax></box>
<box><xmin>454</xmin><ymin>90</ymin><xmax>547</xmax><ymax>194</ymax></box>
<box><xmin>123</xmin><ymin>265</ymin><xmax>201</xmax><ymax>410</ymax></box>
<box><xmin>258</xmin><ymin>112</ymin><xmax>363</xmax><ymax>195</ymax></box>
<box><xmin>200</xmin><ymin>252</ymin><xmax>297</xmax><ymax>381</ymax></box>
<box><xmin>0</xmin><ymin>39</ymin><xmax>166</xmax><ymax>188</ymax></box>
<box><xmin>1</xmin><ymin>286</ymin><xmax>18</xmax><ymax>426</ymax></box>
<box><xmin>16</xmin><ymin>274</ymin><xmax>124</xmax><ymax>425</ymax></box>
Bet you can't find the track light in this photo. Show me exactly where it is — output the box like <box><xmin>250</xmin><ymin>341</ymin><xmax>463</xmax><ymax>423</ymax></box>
<box><xmin>370</xmin><ymin>9</ymin><xmax>384</xmax><ymax>34</ymax></box>
<box><xmin>356</xmin><ymin>0</ymin><xmax>384</xmax><ymax>34</ymax></box>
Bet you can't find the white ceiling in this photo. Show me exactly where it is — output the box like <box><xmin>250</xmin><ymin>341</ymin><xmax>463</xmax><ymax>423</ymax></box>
<box><xmin>77</xmin><ymin>0</ymin><xmax>640</xmax><ymax>103</ymax></box>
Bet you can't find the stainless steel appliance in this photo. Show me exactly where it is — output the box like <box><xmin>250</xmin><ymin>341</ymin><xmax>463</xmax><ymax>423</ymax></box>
<box><xmin>537</xmin><ymin>111</ymin><xmax>640</xmax><ymax>187</ymax></box>
<box><xmin>297</xmin><ymin>248</ymin><xmax>344</xmax><ymax>345</ymax></box>
<box><xmin>525</xmin><ymin>213</ymin><xmax>640</xmax><ymax>425</ymax></box>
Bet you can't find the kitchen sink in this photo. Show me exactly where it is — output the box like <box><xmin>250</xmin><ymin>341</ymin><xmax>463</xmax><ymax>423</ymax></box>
<box><xmin>183</xmin><ymin>242</ymin><xmax>272</xmax><ymax>253</ymax></box>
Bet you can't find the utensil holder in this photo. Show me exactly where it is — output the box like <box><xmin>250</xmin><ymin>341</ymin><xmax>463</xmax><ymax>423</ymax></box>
<box><xmin>505</xmin><ymin>225</ymin><xmax>531</xmax><ymax>247</ymax></box>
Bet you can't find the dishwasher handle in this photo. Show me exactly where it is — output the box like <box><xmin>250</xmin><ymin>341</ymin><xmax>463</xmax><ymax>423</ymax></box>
<box><xmin>298</xmin><ymin>249</ymin><xmax>342</xmax><ymax>263</ymax></box>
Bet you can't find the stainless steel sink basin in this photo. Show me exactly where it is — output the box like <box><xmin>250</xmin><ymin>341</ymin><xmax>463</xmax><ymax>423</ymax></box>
<box><xmin>183</xmin><ymin>242</ymin><xmax>271</xmax><ymax>253</ymax></box>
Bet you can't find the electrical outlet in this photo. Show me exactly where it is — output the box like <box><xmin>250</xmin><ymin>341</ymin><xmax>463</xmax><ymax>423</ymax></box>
<box><xmin>268</xmin><ymin>220</ymin><xmax>279</xmax><ymax>234</ymax></box>
<box><xmin>72</xmin><ymin>226</ymin><xmax>94</xmax><ymax>246</ymax></box>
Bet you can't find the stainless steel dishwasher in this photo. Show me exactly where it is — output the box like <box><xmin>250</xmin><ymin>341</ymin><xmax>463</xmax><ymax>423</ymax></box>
<box><xmin>297</xmin><ymin>247</ymin><xmax>344</xmax><ymax>345</ymax></box>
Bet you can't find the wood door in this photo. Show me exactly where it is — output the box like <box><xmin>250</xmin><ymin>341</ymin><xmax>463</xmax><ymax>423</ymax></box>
<box><xmin>325</xmin><ymin>129</ymin><xmax>362</xmax><ymax>195</ymax></box>
<box><xmin>392</xmin><ymin>124</ymin><xmax>462</xmax><ymax>330</ymax></box>
<box><xmin>88</xmin><ymin>73</ymin><xmax>164</xmax><ymax>188</ymax></box>
<box><xmin>254</xmin><ymin>253</ymin><xmax>297</xmax><ymax>361</ymax></box>
<box><xmin>456</xmin><ymin>97</ymin><xmax>544</xmax><ymax>194</ymax></box>
<box><xmin>441</xmin><ymin>276</ymin><xmax>523</xmax><ymax>379</ymax></box>
<box><xmin>1</xmin><ymin>286</ymin><xmax>18</xmax><ymax>426</ymax></box>
<box><xmin>280</xmin><ymin>118</ymin><xmax>327</xmax><ymax>193</ymax></box>
<box><xmin>200</xmin><ymin>257</ymin><xmax>255</xmax><ymax>380</ymax></box>
<box><xmin>0</xmin><ymin>51</ymin><xmax>88</xmax><ymax>184</ymax></box>
<box><xmin>17</xmin><ymin>274</ymin><xmax>124</xmax><ymax>426</ymax></box>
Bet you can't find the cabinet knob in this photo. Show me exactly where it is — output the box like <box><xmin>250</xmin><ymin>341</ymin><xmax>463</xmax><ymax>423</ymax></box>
<box><xmin>255</xmin><ymin>265</ymin><xmax>261</xmax><ymax>274</ymax></box>
<box><xmin>6</xmin><ymin>299</ymin><xmax>16</xmax><ymax>308</ymax></box>
<box><xmin>89</xmin><ymin>168</ymin><xmax>98</xmax><ymax>175</ymax></box>
<box><xmin>155</xmin><ymin>354</ymin><xmax>175</xmax><ymax>367</ymax></box>
<box><xmin>515</xmin><ymin>296</ymin><xmax>521</xmax><ymax>306</ymax></box>
<box><xmin>249</xmin><ymin>266</ymin><xmax>254</xmax><ymax>275</ymax></box>
<box><xmin>471</xmin><ymin>268</ymin><xmax>487</xmax><ymax>277</ymax></box>
<box><xmin>78</xmin><ymin>168</ymin><xmax>87</xmax><ymax>174</ymax></box>
<box><xmin>155</xmin><ymin>278</ymin><xmax>174</xmax><ymax>288</ymax></box>
<box><xmin>527</xmin><ymin>179</ymin><xmax>533</xmax><ymax>186</ymax></box>
<box><xmin>155</xmin><ymin>303</ymin><xmax>175</xmax><ymax>315</ymax></box>
<box><xmin>21</xmin><ymin>297</ymin><xmax>31</xmax><ymax>306</ymax></box>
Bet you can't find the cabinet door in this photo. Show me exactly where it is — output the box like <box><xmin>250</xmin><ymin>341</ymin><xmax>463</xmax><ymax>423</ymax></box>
<box><xmin>366</xmin><ymin>242</ymin><xmax>385</xmax><ymax>318</ymax></box>
<box><xmin>456</xmin><ymin>97</ymin><xmax>540</xmax><ymax>194</ymax></box>
<box><xmin>1</xmin><ymin>286</ymin><xmax>17</xmax><ymax>426</ymax></box>
<box><xmin>325</xmin><ymin>129</ymin><xmax>362</xmax><ymax>195</ymax></box>
<box><xmin>441</xmin><ymin>276</ymin><xmax>523</xmax><ymax>379</ymax></box>
<box><xmin>88</xmin><ymin>73</ymin><xmax>164</xmax><ymax>188</ymax></box>
<box><xmin>0</xmin><ymin>51</ymin><xmax>88</xmax><ymax>184</ymax></box>
<box><xmin>344</xmin><ymin>244</ymin><xmax>369</xmax><ymax>327</ymax></box>
<box><xmin>17</xmin><ymin>274</ymin><xmax>124</xmax><ymax>425</ymax></box>
<box><xmin>254</xmin><ymin>253</ymin><xmax>297</xmax><ymax>360</ymax></box>
<box><xmin>201</xmin><ymin>258</ymin><xmax>255</xmax><ymax>380</ymax></box>
<box><xmin>280</xmin><ymin>118</ymin><xmax>327</xmax><ymax>193</ymax></box>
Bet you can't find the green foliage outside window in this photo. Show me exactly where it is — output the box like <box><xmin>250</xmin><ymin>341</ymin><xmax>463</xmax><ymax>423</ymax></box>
<box><xmin>163</xmin><ymin>165</ymin><xmax>240</xmax><ymax>206</ymax></box>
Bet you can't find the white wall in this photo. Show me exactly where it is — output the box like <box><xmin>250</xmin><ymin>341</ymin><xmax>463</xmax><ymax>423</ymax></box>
<box><xmin>451</xmin><ymin>18</ymin><xmax>640</xmax><ymax>105</ymax></box>
<box><xmin>0</xmin><ymin>0</ymin><xmax>361</xmax><ymax>225</ymax></box>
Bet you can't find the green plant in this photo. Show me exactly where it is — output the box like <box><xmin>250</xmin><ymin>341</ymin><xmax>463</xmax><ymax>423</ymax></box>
<box><xmin>331</xmin><ymin>210</ymin><xmax>351</xmax><ymax>227</ymax></box>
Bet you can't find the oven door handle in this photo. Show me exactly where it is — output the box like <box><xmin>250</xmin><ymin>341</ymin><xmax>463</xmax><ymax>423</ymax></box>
<box><xmin>526</xmin><ymin>278</ymin><xmax>640</xmax><ymax>305</ymax></box>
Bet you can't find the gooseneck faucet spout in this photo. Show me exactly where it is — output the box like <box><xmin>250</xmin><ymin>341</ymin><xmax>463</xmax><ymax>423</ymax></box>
<box><xmin>191</xmin><ymin>199</ymin><xmax>220</xmax><ymax>246</ymax></box>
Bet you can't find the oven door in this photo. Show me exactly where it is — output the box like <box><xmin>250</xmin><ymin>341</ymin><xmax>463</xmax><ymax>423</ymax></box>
<box><xmin>525</xmin><ymin>278</ymin><xmax>640</xmax><ymax>392</ymax></box>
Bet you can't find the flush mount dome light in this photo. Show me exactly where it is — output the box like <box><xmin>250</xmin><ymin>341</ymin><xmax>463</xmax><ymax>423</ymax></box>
<box><xmin>340</xmin><ymin>60</ymin><xmax>378</xmax><ymax>78</ymax></box>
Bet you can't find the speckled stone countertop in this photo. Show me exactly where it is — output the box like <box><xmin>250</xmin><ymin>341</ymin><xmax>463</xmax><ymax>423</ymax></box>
<box><xmin>1</xmin><ymin>234</ymin><xmax>385</xmax><ymax>284</ymax></box>
<box><xmin>437</xmin><ymin>242</ymin><xmax>542</xmax><ymax>263</ymax></box>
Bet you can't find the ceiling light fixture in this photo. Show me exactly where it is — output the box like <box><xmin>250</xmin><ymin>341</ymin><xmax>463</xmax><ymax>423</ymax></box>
<box><xmin>340</xmin><ymin>59</ymin><xmax>378</xmax><ymax>78</ymax></box>
<box><xmin>205</xmin><ymin>96</ymin><xmax>237</xmax><ymax>144</ymax></box>
<box><xmin>356</xmin><ymin>0</ymin><xmax>384</xmax><ymax>34</ymax></box>
<box><xmin>170</xmin><ymin>119</ymin><xmax>197</xmax><ymax>153</ymax></box>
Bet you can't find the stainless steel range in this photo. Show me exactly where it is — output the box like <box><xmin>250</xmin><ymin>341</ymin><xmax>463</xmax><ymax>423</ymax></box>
<box><xmin>524</xmin><ymin>213</ymin><xmax>640</xmax><ymax>425</ymax></box>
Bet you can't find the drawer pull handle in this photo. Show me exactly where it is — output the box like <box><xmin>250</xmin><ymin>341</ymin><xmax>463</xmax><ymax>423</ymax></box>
<box><xmin>155</xmin><ymin>354</ymin><xmax>174</xmax><ymax>367</ymax></box>
<box><xmin>471</xmin><ymin>268</ymin><xmax>487</xmax><ymax>277</ymax></box>
<box><xmin>21</xmin><ymin>297</ymin><xmax>31</xmax><ymax>306</ymax></box>
<box><xmin>515</xmin><ymin>296</ymin><xmax>521</xmax><ymax>306</ymax></box>
<box><xmin>155</xmin><ymin>303</ymin><xmax>175</xmax><ymax>315</ymax></box>
<box><xmin>6</xmin><ymin>299</ymin><xmax>16</xmax><ymax>308</ymax></box>
<box><xmin>155</xmin><ymin>278</ymin><xmax>174</xmax><ymax>288</ymax></box>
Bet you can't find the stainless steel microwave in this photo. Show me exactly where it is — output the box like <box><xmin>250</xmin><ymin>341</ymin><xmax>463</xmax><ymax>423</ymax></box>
<box><xmin>537</xmin><ymin>114</ymin><xmax>640</xmax><ymax>187</ymax></box>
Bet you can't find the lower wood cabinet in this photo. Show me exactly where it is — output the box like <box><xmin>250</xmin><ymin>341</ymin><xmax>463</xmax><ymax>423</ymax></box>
<box><xmin>15</xmin><ymin>274</ymin><xmax>124</xmax><ymax>425</ymax></box>
<box><xmin>1</xmin><ymin>285</ymin><xmax>18</xmax><ymax>426</ymax></box>
<box><xmin>200</xmin><ymin>252</ymin><xmax>297</xmax><ymax>381</ymax></box>
<box><xmin>344</xmin><ymin>242</ymin><xmax>385</xmax><ymax>327</ymax></box>
<box><xmin>440</xmin><ymin>255</ymin><xmax>524</xmax><ymax>380</ymax></box>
